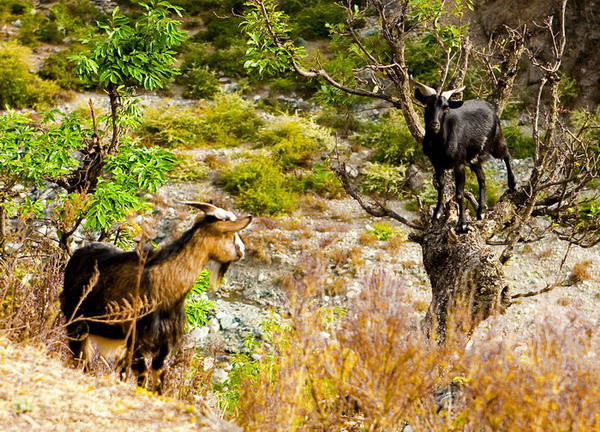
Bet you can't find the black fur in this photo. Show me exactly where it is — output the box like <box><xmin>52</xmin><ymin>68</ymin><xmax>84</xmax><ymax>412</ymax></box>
<box><xmin>415</xmin><ymin>89</ymin><xmax>517</xmax><ymax>232</ymax></box>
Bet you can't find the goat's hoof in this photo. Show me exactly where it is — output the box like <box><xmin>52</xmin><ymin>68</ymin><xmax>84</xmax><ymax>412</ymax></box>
<box><xmin>455</xmin><ymin>222</ymin><xmax>469</xmax><ymax>233</ymax></box>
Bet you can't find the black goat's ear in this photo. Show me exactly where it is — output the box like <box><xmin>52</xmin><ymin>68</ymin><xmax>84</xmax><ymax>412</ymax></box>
<box><xmin>211</xmin><ymin>216</ymin><xmax>252</xmax><ymax>233</ymax></box>
<box><xmin>449</xmin><ymin>100</ymin><xmax>464</xmax><ymax>109</ymax></box>
<box><xmin>414</xmin><ymin>88</ymin><xmax>429</xmax><ymax>104</ymax></box>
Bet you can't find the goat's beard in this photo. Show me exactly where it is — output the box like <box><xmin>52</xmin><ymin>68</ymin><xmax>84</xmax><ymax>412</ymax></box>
<box><xmin>207</xmin><ymin>260</ymin><xmax>231</xmax><ymax>289</ymax></box>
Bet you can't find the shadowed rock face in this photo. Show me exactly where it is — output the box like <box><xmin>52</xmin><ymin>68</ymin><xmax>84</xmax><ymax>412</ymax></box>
<box><xmin>470</xmin><ymin>0</ymin><xmax>600</xmax><ymax>108</ymax></box>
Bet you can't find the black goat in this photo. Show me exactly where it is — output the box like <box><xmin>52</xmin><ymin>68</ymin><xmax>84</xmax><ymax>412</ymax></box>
<box><xmin>413</xmin><ymin>78</ymin><xmax>516</xmax><ymax>232</ymax></box>
<box><xmin>61</xmin><ymin>202</ymin><xmax>252</xmax><ymax>393</ymax></box>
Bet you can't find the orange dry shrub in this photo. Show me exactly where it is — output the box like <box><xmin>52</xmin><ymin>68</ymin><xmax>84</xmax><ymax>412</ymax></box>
<box><xmin>235</xmin><ymin>257</ymin><xmax>460</xmax><ymax>431</ymax></box>
<box><xmin>441</xmin><ymin>317</ymin><xmax>600</xmax><ymax>432</ymax></box>
<box><xmin>231</xmin><ymin>254</ymin><xmax>600</xmax><ymax>432</ymax></box>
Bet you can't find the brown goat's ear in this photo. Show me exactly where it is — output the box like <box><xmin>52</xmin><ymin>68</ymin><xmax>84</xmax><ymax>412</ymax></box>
<box><xmin>211</xmin><ymin>216</ymin><xmax>252</xmax><ymax>233</ymax></box>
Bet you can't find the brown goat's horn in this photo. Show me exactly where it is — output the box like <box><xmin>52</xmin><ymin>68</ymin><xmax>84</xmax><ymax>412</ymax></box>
<box><xmin>177</xmin><ymin>201</ymin><xmax>237</xmax><ymax>221</ymax></box>
<box><xmin>410</xmin><ymin>75</ymin><xmax>436</xmax><ymax>97</ymax></box>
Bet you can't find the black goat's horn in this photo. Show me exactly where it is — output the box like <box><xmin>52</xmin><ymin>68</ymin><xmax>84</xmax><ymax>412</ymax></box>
<box><xmin>410</xmin><ymin>75</ymin><xmax>436</xmax><ymax>96</ymax></box>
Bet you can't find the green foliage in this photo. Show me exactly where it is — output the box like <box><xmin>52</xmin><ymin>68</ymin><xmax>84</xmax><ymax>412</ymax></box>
<box><xmin>222</xmin><ymin>155</ymin><xmax>297</xmax><ymax>216</ymax></box>
<box><xmin>0</xmin><ymin>0</ymin><xmax>33</xmax><ymax>18</ymax></box>
<box><xmin>361</xmin><ymin>162</ymin><xmax>407</xmax><ymax>198</ymax></box>
<box><xmin>465</xmin><ymin>167</ymin><xmax>503</xmax><ymax>209</ymax></box>
<box><xmin>201</xmin><ymin>93</ymin><xmax>263</xmax><ymax>146</ymax></box>
<box><xmin>367</xmin><ymin>221</ymin><xmax>396</xmax><ymax>241</ymax></box>
<box><xmin>71</xmin><ymin>1</ymin><xmax>187</xmax><ymax>90</ymax></box>
<box><xmin>185</xmin><ymin>270</ymin><xmax>215</xmax><ymax>328</ymax></box>
<box><xmin>16</xmin><ymin>0</ymin><xmax>99</xmax><ymax>46</ymax></box>
<box><xmin>300</xmin><ymin>163</ymin><xmax>344</xmax><ymax>198</ymax></box>
<box><xmin>558</xmin><ymin>72</ymin><xmax>578</xmax><ymax>107</ymax></box>
<box><xmin>503</xmin><ymin>122</ymin><xmax>535</xmax><ymax>159</ymax></box>
<box><xmin>571</xmin><ymin>106</ymin><xmax>600</xmax><ymax>154</ymax></box>
<box><xmin>84</xmin><ymin>142</ymin><xmax>175</xmax><ymax>231</ymax></box>
<box><xmin>170</xmin><ymin>152</ymin><xmax>209</xmax><ymax>181</ymax></box>
<box><xmin>362</xmin><ymin>111</ymin><xmax>423</xmax><ymax>166</ymax></box>
<box><xmin>0</xmin><ymin>41</ymin><xmax>60</xmax><ymax>109</ymax></box>
<box><xmin>137</xmin><ymin>94</ymin><xmax>263</xmax><ymax>148</ymax></box>
<box><xmin>243</xmin><ymin>0</ymin><xmax>308</xmax><ymax>77</ymax></box>
<box><xmin>137</xmin><ymin>104</ymin><xmax>206</xmax><ymax>148</ymax></box>
<box><xmin>258</xmin><ymin>114</ymin><xmax>333</xmax><ymax>169</ymax></box>
<box><xmin>38</xmin><ymin>44</ymin><xmax>89</xmax><ymax>91</ymax></box>
<box><xmin>179</xmin><ymin>66</ymin><xmax>220</xmax><ymax>99</ymax></box>
<box><xmin>214</xmin><ymin>314</ymin><xmax>284</xmax><ymax>414</ymax></box>
<box><xmin>0</xmin><ymin>110</ymin><xmax>79</xmax><ymax>193</ymax></box>
<box><xmin>286</xmin><ymin>0</ymin><xmax>345</xmax><ymax>40</ymax></box>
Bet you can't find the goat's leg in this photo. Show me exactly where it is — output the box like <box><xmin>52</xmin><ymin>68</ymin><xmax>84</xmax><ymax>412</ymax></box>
<box><xmin>471</xmin><ymin>164</ymin><xmax>487</xmax><ymax>220</ymax></box>
<box><xmin>504</xmin><ymin>154</ymin><xmax>516</xmax><ymax>192</ymax></box>
<box><xmin>433</xmin><ymin>168</ymin><xmax>445</xmax><ymax>220</ymax></box>
<box><xmin>118</xmin><ymin>348</ymin><xmax>148</xmax><ymax>388</ymax></box>
<box><xmin>67</xmin><ymin>323</ymin><xmax>91</xmax><ymax>372</ymax></box>
<box><xmin>150</xmin><ymin>345</ymin><xmax>170</xmax><ymax>395</ymax></box>
<box><xmin>454</xmin><ymin>165</ymin><xmax>468</xmax><ymax>232</ymax></box>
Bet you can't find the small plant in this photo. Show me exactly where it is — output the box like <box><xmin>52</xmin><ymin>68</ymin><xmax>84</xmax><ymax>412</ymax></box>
<box><xmin>503</xmin><ymin>122</ymin><xmax>535</xmax><ymax>159</ymax></box>
<box><xmin>258</xmin><ymin>114</ymin><xmax>333</xmax><ymax>169</ymax></box>
<box><xmin>362</xmin><ymin>110</ymin><xmax>423</xmax><ymax>165</ymax></box>
<box><xmin>170</xmin><ymin>152</ymin><xmax>208</xmax><ymax>181</ymax></box>
<box><xmin>179</xmin><ymin>66</ymin><xmax>220</xmax><ymax>99</ymax></box>
<box><xmin>0</xmin><ymin>41</ymin><xmax>60</xmax><ymax>109</ymax></box>
<box><xmin>361</xmin><ymin>162</ymin><xmax>407</xmax><ymax>198</ymax></box>
<box><xmin>185</xmin><ymin>270</ymin><xmax>215</xmax><ymax>328</ymax></box>
<box><xmin>367</xmin><ymin>221</ymin><xmax>396</xmax><ymax>241</ymax></box>
<box><xmin>221</xmin><ymin>155</ymin><xmax>297</xmax><ymax>216</ymax></box>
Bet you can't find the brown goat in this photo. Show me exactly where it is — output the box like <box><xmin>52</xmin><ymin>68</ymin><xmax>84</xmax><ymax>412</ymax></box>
<box><xmin>61</xmin><ymin>202</ymin><xmax>251</xmax><ymax>393</ymax></box>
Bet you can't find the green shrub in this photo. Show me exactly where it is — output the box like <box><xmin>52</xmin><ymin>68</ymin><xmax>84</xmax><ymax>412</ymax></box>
<box><xmin>465</xmin><ymin>167</ymin><xmax>503</xmax><ymax>208</ymax></box>
<box><xmin>137</xmin><ymin>104</ymin><xmax>206</xmax><ymax>148</ymax></box>
<box><xmin>503</xmin><ymin>122</ymin><xmax>535</xmax><ymax>159</ymax></box>
<box><xmin>362</xmin><ymin>110</ymin><xmax>424</xmax><ymax>165</ymax></box>
<box><xmin>185</xmin><ymin>270</ymin><xmax>215</xmax><ymax>328</ymax></box>
<box><xmin>201</xmin><ymin>93</ymin><xmax>263</xmax><ymax>146</ymax></box>
<box><xmin>0</xmin><ymin>41</ymin><xmax>60</xmax><ymax>109</ymax></box>
<box><xmin>37</xmin><ymin>44</ymin><xmax>88</xmax><ymax>90</ymax></box>
<box><xmin>0</xmin><ymin>0</ymin><xmax>33</xmax><ymax>21</ymax></box>
<box><xmin>137</xmin><ymin>95</ymin><xmax>262</xmax><ymax>148</ymax></box>
<box><xmin>170</xmin><ymin>152</ymin><xmax>209</xmax><ymax>181</ymax></box>
<box><xmin>286</xmin><ymin>0</ymin><xmax>345</xmax><ymax>39</ymax></box>
<box><xmin>367</xmin><ymin>221</ymin><xmax>396</xmax><ymax>241</ymax></box>
<box><xmin>17</xmin><ymin>0</ymin><xmax>99</xmax><ymax>46</ymax></box>
<box><xmin>222</xmin><ymin>155</ymin><xmax>297</xmax><ymax>216</ymax></box>
<box><xmin>258</xmin><ymin>114</ymin><xmax>333</xmax><ymax>169</ymax></box>
<box><xmin>361</xmin><ymin>162</ymin><xmax>407</xmax><ymax>198</ymax></box>
<box><xmin>179</xmin><ymin>66</ymin><xmax>220</xmax><ymax>99</ymax></box>
<box><xmin>300</xmin><ymin>163</ymin><xmax>344</xmax><ymax>198</ymax></box>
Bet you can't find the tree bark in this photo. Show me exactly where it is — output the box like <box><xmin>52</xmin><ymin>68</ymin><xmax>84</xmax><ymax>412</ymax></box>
<box><xmin>419</xmin><ymin>212</ymin><xmax>512</xmax><ymax>342</ymax></box>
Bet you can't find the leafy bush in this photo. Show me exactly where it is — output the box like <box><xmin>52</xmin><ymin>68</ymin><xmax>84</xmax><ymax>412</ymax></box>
<box><xmin>0</xmin><ymin>41</ymin><xmax>60</xmax><ymax>109</ymax></box>
<box><xmin>362</xmin><ymin>110</ymin><xmax>424</xmax><ymax>165</ymax></box>
<box><xmin>17</xmin><ymin>0</ymin><xmax>99</xmax><ymax>46</ymax></box>
<box><xmin>300</xmin><ymin>163</ymin><xmax>344</xmax><ymax>198</ymax></box>
<box><xmin>0</xmin><ymin>0</ymin><xmax>33</xmax><ymax>21</ymax></box>
<box><xmin>137</xmin><ymin>104</ymin><xmax>206</xmax><ymax>148</ymax></box>
<box><xmin>503</xmin><ymin>122</ymin><xmax>535</xmax><ymax>159</ymax></box>
<box><xmin>258</xmin><ymin>114</ymin><xmax>333</xmax><ymax>169</ymax></box>
<box><xmin>179</xmin><ymin>66</ymin><xmax>220</xmax><ymax>99</ymax></box>
<box><xmin>137</xmin><ymin>95</ymin><xmax>262</xmax><ymax>148</ymax></box>
<box><xmin>170</xmin><ymin>152</ymin><xmax>209</xmax><ymax>181</ymax></box>
<box><xmin>185</xmin><ymin>270</ymin><xmax>215</xmax><ymax>328</ymax></box>
<box><xmin>285</xmin><ymin>0</ymin><xmax>345</xmax><ymax>39</ymax></box>
<box><xmin>367</xmin><ymin>221</ymin><xmax>396</xmax><ymax>241</ymax></box>
<box><xmin>222</xmin><ymin>155</ymin><xmax>297</xmax><ymax>216</ymax></box>
<box><xmin>38</xmin><ymin>44</ymin><xmax>89</xmax><ymax>90</ymax></box>
<box><xmin>200</xmin><ymin>93</ymin><xmax>263</xmax><ymax>146</ymax></box>
<box><xmin>361</xmin><ymin>162</ymin><xmax>407</xmax><ymax>198</ymax></box>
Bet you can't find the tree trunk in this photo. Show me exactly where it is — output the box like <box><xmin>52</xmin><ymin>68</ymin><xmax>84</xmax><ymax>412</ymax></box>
<box><xmin>417</xmin><ymin>202</ymin><xmax>514</xmax><ymax>342</ymax></box>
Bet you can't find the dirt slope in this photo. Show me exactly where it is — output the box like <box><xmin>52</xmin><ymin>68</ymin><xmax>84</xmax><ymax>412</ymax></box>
<box><xmin>0</xmin><ymin>338</ymin><xmax>239</xmax><ymax>432</ymax></box>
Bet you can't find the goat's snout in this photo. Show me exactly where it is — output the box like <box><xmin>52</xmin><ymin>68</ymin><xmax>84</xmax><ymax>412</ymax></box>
<box><xmin>430</xmin><ymin>121</ymin><xmax>441</xmax><ymax>133</ymax></box>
